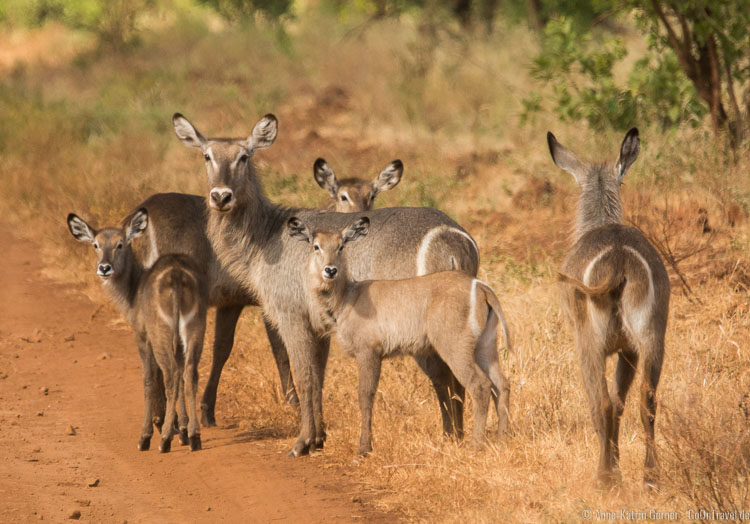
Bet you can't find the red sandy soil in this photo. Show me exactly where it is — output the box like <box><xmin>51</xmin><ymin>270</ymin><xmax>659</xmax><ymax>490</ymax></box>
<box><xmin>0</xmin><ymin>226</ymin><xmax>390</xmax><ymax>523</ymax></box>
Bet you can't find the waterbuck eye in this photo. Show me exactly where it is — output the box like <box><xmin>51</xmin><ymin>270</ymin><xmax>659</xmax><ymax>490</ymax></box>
<box><xmin>313</xmin><ymin>244</ymin><xmax>320</xmax><ymax>251</ymax></box>
<box><xmin>115</xmin><ymin>242</ymin><xmax>123</xmax><ymax>250</ymax></box>
<box><xmin>93</xmin><ymin>242</ymin><xmax>99</xmax><ymax>249</ymax></box>
<box><xmin>340</xmin><ymin>195</ymin><xmax>348</xmax><ymax>202</ymax></box>
<box><xmin>238</xmin><ymin>153</ymin><xmax>248</xmax><ymax>163</ymax></box>
<box><xmin>203</xmin><ymin>154</ymin><xmax>211</xmax><ymax>162</ymax></box>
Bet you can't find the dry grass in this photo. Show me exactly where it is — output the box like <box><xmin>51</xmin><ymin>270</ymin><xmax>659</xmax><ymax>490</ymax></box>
<box><xmin>1</xmin><ymin>7</ymin><xmax>749</xmax><ymax>521</ymax></box>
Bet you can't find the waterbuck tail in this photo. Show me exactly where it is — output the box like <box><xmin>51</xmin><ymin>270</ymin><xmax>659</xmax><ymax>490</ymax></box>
<box><xmin>479</xmin><ymin>283</ymin><xmax>513</xmax><ymax>354</ymax></box>
<box><xmin>557</xmin><ymin>270</ymin><xmax>623</xmax><ymax>296</ymax></box>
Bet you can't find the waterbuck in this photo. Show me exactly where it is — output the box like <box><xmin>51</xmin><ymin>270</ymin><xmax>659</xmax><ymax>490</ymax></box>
<box><xmin>67</xmin><ymin>209</ymin><xmax>209</xmax><ymax>452</ymax></box>
<box><xmin>172</xmin><ymin>112</ymin><xmax>479</xmax><ymax>457</ymax></box>
<box><xmin>548</xmin><ymin>128</ymin><xmax>670</xmax><ymax>487</ymax></box>
<box><xmin>121</xmin><ymin>192</ymin><xmax>298</xmax><ymax>427</ymax></box>
<box><xmin>313</xmin><ymin>157</ymin><xmax>403</xmax><ymax>212</ymax></box>
<box><xmin>288</xmin><ymin>216</ymin><xmax>511</xmax><ymax>454</ymax></box>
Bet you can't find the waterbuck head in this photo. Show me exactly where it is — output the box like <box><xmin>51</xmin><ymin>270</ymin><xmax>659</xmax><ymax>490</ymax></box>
<box><xmin>172</xmin><ymin>113</ymin><xmax>278</xmax><ymax>213</ymax></box>
<box><xmin>67</xmin><ymin>209</ymin><xmax>148</xmax><ymax>280</ymax></box>
<box><xmin>313</xmin><ymin>158</ymin><xmax>403</xmax><ymax>213</ymax></box>
<box><xmin>287</xmin><ymin>216</ymin><xmax>370</xmax><ymax>291</ymax></box>
<box><xmin>547</xmin><ymin>127</ymin><xmax>640</xmax><ymax>239</ymax></box>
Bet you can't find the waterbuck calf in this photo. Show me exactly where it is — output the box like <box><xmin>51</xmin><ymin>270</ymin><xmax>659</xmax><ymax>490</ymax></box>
<box><xmin>548</xmin><ymin>128</ymin><xmax>669</xmax><ymax>487</ymax></box>
<box><xmin>173</xmin><ymin>112</ymin><xmax>479</xmax><ymax>457</ymax></box>
<box><xmin>123</xmin><ymin>192</ymin><xmax>298</xmax><ymax>427</ymax></box>
<box><xmin>68</xmin><ymin>209</ymin><xmax>208</xmax><ymax>452</ymax></box>
<box><xmin>288</xmin><ymin>216</ymin><xmax>511</xmax><ymax>454</ymax></box>
<box><xmin>313</xmin><ymin>158</ymin><xmax>403</xmax><ymax>212</ymax></box>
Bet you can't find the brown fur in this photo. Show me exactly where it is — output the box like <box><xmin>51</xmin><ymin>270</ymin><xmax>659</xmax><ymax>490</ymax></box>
<box><xmin>289</xmin><ymin>217</ymin><xmax>511</xmax><ymax>454</ymax></box>
<box><xmin>313</xmin><ymin>158</ymin><xmax>403</xmax><ymax>212</ymax></box>
<box><xmin>548</xmin><ymin>128</ymin><xmax>670</xmax><ymax>487</ymax></box>
<box><xmin>67</xmin><ymin>210</ymin><xmax>208</xmax><ymax>452</ymax></box>
<box><xmin>173</xmin><ymin>113</ymin><xmax>480</xmax><ymax>457</ymax></box>
<box><xmin>122</xmin><ymin>192</ymin><xmax>298</xmax><ymax>427</ymax></box>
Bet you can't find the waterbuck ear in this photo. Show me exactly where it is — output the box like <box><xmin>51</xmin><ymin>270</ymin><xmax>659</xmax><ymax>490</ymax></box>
<box><xmin>547</xmin><ymin>131</ymin><xmax>587</xmax><ymax>184</ymax></box>
<box><xmin>287</xmin><ymin>216</ymin><xmax>311</xmax><ymax>244</ymax></box>
<box><xmin>313</xmin><ymin>158</ymin><xmax>338</xmax><ymax>198</ymax></box>
<box><xmin>248</xmin><ymin>114</ymin><xmax>278</xmax><ymax>152</ymax></box>
<box><xmin>67</xmin><ymin>213</ymin><xmax>97</xmax><ymax>244</ymax></box>
<box><xmin>342</xmin><ymin>217</ymin><xmax>370</xmax><ymax>244</ymax></box>
<box><xmin>126</xmin><ymin>208</ymin><xmax>149</xmax><ymax>243</ymax></box>
<box><xmin>616</xmin><ymin>127</ymin><xmax>640</xmax><ymax>181</ymax></box>
<box><xmin>372</xmin><ymin>159</ymin><xmax>403</xmax><ymax>196</ymax></box>
<box><xmin>172</xmin><ymin>113</ymin><xmax>206</xmax><ymax>149</ymax></box>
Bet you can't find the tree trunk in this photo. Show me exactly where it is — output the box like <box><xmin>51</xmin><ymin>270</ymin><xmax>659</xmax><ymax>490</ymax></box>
<box><xmin>526</xmin><ymin>0</ymin><xmax>544</xmax><ymax>32</ymax></box>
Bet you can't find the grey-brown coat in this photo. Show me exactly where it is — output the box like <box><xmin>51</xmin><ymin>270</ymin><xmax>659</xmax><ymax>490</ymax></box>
<box><xmin>313</xmin><ymin>158</ymin><xmax>403</xmax><ymax>212</ymax></box>
<box><xmin>172</xmin><ymin>112</ymin><xmax>480</xmax><ymax>457</ymax></box>
<box><xmin>67</xmin><ymin>209</ymin><xmax>208</xmax><ymax>452</ymax></box>
<box><xmin>288</xmin><ymin>216</ymin><xmax>511</xmax><ymax>454</ymax></box>
<box><xmin>548</xmin><ymin>128</ymin><xmax>670</xmax><ymax>487</ymax></box>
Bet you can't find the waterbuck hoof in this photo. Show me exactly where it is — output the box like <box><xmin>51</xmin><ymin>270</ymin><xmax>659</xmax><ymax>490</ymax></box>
<box><xmin>159</xmin><ymin>439</ymin><xmax>172</xmax><ymax>453</ymax></box>
<box><xmin>643</xmin><ymin>470</ymin><xmax>659</xmax><ymax>491</ymax></box>
<box><xmin>287</xmin><ymin>442</ymin><xmax>310</xmax><ymax>458</ymax></box>
<box><xmin>200</xmin><ymin>405</ymin><xmax>217</xmax><ymax>427</ymax></box>
<box><xmin>179</xmin><ymin>428</ymin><xmax>189</xmax><ymax>446</ymax></box>
<box><xmin>138</xmin><ymin>436</ymin><xmax>151</xmax><ymax>451</ymax></box>
<box><xmin>189</xmin><ymin>435</ymin><xmax>202</xmax><ymax>451</ymax></box>
<box><xmin>596</xmin><ymin>469</ymin><xmax>622</xmax><ymax>490</ymax></box>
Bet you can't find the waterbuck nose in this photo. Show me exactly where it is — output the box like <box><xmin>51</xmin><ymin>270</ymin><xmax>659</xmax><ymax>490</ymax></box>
<box><xmin>210</xmin><ymin>188</ymin><xmax>234</xmax><ymax>210</ymax></box>
<box><xmin>97</xmin><ymin>263</ymin><xmax>112</xmax><ymax>276</ymax></box>
<box><xmin>324</xmin><ymin>266</ymin><xmax>338</xmax><ymax>278</ymax></box>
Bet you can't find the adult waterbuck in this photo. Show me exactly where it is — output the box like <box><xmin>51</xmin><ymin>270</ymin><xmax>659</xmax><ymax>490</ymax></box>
<box><xmin>313</xmin><ymin>157</ymin><xmax>403</xmax><ymax>212</ymax></box>
<box><xmin>67</xmin><ymin>209</ymin><xmax>209</xmax><ymax>452</ymax></box>
<box><xmin>288</xmin><ymin>216</ymin><xmax>511</xmax><ymax>454</ymax></box>
<box><xmin>114</xmin><ymin>156</ymin><xmax>403</xmax><ymax>424</ymax></box>
<box><xmin>548</xmin><ymin>128</ymin><xmax>670</xmax><ymax>487</ymax></box>
<box><xmin>172</xmin><ymin>112</ymin><xmax>479</xmax><ymax>457</ymax></box>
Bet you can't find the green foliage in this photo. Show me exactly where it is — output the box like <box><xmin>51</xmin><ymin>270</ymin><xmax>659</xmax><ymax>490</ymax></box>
<box><xmin>523</xmin><ymin>16</ymin><xmax>706</xmax><ymax>132</ymax></box>
<box><xmin>196</xmin><ymin>0</ymin><xmax>293</xmax><ymax>20</ymax></box>
<box><xmin>0</xmin><ymin>0</ymin><xmax>155</xmax><ymax>50</ymax></box>
<box><xmin>523</xmin><ymin>18</ymin><xmax>636</xmax><ymax>131</ymax></box>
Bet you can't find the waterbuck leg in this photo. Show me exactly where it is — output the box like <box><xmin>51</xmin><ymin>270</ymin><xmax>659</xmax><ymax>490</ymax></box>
<box><xmin>264</xmin><ymin>319</ymin><xmax>300</xmax><ymax>408</ymax></box>
<box><xmin>641</xmin><ymin>347</ymin><xmax>663</xmax><ymax>487</ymax></box>
<box><xmin>136</xmin><ymin>337</ymin><xmax>159</xmax><ymax>451</ymax></box>
<box><xmin>312</xmin><ymin>335</ymin><xmax>330</xmax><ymax>449</ymax></box>
<box><xmin>611</xmin><ymin>350</ymin><xmax>638</xmax><ymax>469</ymax></box>
<box><xmin>356</xmin><ymin>351</ymin><xmax>382</xmax><ymax>456</ymax></box>
<box><xmin>579</xmin><ymin>341</ymin><xmax>617</xmax><ymax>487</ymax></box>
<box><xmin>281</xmin><ymin>322</ymin><xmax>316</xmax><ymax>457</ymax></box>
<box><xmin>160</xmin><ymin>366</ymin><xmax>179</xmax><ymax>453</ymax></box>
<box><xmin>185</xmin><ymin>328</ymin><xmax>205</xmax><ymax>451</ymax></box>
<box><xmin>201</xmin><ymin>305</ymin><xmax>242</xmax><ymax>426</ymax></box>
<box><xmin>415</xmin><ymin>354</ymin><xmax>465</xmax><ymax>439</ymax></box>
<box><xmin>176</xmin><ymin>369</ymin><xmax>189</xmax><ymax>446</ymax></box>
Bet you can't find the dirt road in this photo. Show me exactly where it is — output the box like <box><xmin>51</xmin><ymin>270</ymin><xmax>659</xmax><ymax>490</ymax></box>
<box><xmin>0</xmin><ymin>226</ymin><xmax>388</xmax><ymax>523</ymax></box>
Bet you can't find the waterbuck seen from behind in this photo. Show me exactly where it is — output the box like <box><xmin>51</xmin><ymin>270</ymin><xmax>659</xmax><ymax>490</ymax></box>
<box><xmin>173</xmin><ymin>112</ymin><xmax>479</xmax><ymax>457</ymax></box>
<box><xmin>548</xmin><ymin>128</ymin><xmax>670</xmax><ymax>487</ymax></box>
<box><xmin>122</xmin><ymin>192</ymin><xmax>299</xmax><ymax>427</ymax></box>
<box><xmin>313</xmin><ymin>157</ymin><xmax>403</xmax><ymax>212</ymax></box>
<box><xmin>288</xmin><ymin>216</ymin><xmax>511</xmax><ymax>454</ymax></box>
<box><xmin>67</xmin><ymin>209</ymin><xmax>209</xmax><ymax>452</ymax></box>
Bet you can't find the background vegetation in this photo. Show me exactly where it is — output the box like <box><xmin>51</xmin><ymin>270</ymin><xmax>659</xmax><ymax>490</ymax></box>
<box><xmin>0</xmin><ymin>0</ymin><xmax>748</xmax><ymax>520</ymax></box>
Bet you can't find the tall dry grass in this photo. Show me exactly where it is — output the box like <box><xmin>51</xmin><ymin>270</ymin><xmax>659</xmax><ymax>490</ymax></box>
<box><xmin>0</xmin><ymin>6</ymin><xmax>748</xmax><ymax>521</ymax></box>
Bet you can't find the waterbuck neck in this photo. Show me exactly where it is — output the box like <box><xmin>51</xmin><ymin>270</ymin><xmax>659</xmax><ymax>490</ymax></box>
<box><xmin>575</xmin><ymin>164</ymin><xmax>623</xmax><ymax>241</ymax></box>
<box><xmin>312</xmin><ymin>277</ymin><xmax>355</xmax><ymax>330</ymax></box>
<box><xmin>102</xmin><ymin>251</ymin><xmax>144</xmax><ymax>321</ymax></box>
